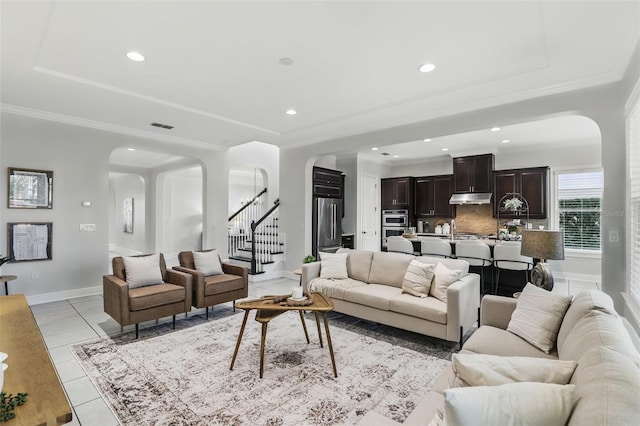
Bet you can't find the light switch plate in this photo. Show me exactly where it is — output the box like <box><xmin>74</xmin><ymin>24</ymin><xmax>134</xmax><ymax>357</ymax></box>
<box><xmin>80</xmin><ymin>224</ymin><xmax>96</xmax><ymax>232</ymax></box>
<box><xmin>609</xmin><ymin>230</ymin><xmax>619</xmax><ymax>243</ymax></box>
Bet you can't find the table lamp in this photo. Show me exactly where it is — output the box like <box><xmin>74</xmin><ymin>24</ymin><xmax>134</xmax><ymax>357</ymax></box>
<box><xmin>520</xmin><ymin>230</ymin><xmax>565</xmax><ymax>291</ymax></box>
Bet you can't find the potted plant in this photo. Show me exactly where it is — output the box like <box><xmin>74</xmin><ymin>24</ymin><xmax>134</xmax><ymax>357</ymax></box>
<box><xmin>503</xmin><ymin>197</ymin><xmax>523</xmax><ymax>211</ymax></box>
<box><xmin>302</xmin><ymin>255</ymin><xmax>316</xmax><ymax>264</ymax></box>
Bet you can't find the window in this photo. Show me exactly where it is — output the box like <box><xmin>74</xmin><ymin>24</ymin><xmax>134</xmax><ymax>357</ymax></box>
<box><xmin>557</xmin><ymin>170</ymin><xmax>603</xmax><ymax>251</ymax></box>
<box><xmin>629</xmin><ymin>93</ymin><xmax>640</xmax><ymax>304</ymax></box>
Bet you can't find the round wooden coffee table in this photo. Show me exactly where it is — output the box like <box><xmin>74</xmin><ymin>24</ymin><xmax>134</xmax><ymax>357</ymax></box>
<box><xmin>230</xmin><ymin>292</ymin><xmax>337</xmax><ymax>378</ymax></box>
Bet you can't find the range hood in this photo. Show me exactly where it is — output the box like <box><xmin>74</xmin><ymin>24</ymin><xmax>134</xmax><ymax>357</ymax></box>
<box><xmin>449</xmin><ymin>193</ymin><xmax>493</xmax><ymax>205</ymax></box>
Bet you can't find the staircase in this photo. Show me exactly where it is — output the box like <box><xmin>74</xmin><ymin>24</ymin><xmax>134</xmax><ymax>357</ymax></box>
<box><xmin>227</xmin><ymin>189</ymin><xmax>284</xmax><ymax>282</ymax></box>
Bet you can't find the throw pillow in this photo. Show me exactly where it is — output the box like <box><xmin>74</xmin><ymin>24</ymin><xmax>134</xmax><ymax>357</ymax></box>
<box><xmin>429</xmin><ymin>262</ymin><xmax>462</xmax><ymax>303</ymax></box>
<box><xmin>193</xmin><ymin>250</ymin><xmax>224</xmax><ymax>276</ymax></box>
<box><xmin>444</xmin><ymin>382</ymin><xmax>576</xmax><ymax>426</ymax></box>
<box><xmin>122</xmin><ymin>254</ymin><xmax>163</xmax><ymax>288</ymax></box>
<box><xmin>507</xmin><ymin>283</ymin><xmax>572</xmax><ymax>353</ymax></box>
<box><xmin>402</xmin><ymin>260</ymin><xmax>435</xmax><ymax>298</ymax></box>
<box><xmin>319</xmin><ymin>252</ymin><xmax>348</xmax><ymax>279</ymax></box>
<box><xmin>451</xmin><ymin>353</ymin><xmax>577</xmax><ymax>387</ymax></box>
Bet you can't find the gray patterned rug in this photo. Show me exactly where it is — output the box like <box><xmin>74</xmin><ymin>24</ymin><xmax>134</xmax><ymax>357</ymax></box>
<box><xmin>72</xmin><ymin>310</ymin><xmax>455</xmax><ymax>425</ymax></box>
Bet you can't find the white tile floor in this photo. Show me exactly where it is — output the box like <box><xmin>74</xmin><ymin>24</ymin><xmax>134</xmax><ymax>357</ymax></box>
<box><xmin>30</xmin><ymin>277</ymin><xmax>298</xmax><ymax>426</ymax></box>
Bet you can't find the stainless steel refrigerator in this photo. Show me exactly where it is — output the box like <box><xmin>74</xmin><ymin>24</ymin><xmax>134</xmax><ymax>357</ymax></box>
<box><xmin>314</xmin><ymin>197</ymin><xmax>343</xmax><ymax>256</ymax></box>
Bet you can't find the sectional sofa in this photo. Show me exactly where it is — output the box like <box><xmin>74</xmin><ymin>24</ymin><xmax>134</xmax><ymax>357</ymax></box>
<box><xmin>301</xmin><ymin>249</ymin><xmax>480</xmax><ymax>348</ymax></box>
<box><xmin>358</xmin><ymin>287</ymin><xmax>640</xmax><ymax>425</ymax></box>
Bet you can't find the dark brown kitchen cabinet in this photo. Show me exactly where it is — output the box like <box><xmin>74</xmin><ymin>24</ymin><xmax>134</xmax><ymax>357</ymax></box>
<box><xmin>493</xmin><ymin>167</ymin><xmax>549</xmax><ymax>218</ymax></box>
<box><xmin>313</xmin><ymin>166</ymin><xmax>343</xmax><ymax>198</ymax></box>
<box><xmin>381</xmin><ymin>177</ymin><xmax>414</xmax><ymax>209</ymax></box>
<box><xmin>453</xmin><ymin>154</ymin><xmax>494</xmax><ymax>193</ymax></box>
<box><xmin>415</xmin><ymin>175</ymin><xmax>455</xmax><ymax>217</ymax></box>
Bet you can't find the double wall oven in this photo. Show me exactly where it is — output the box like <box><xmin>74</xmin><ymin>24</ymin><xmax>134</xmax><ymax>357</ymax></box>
<box><xmin>382</xmin><ymin>209</ymin><xmax>409</xmax><ymax>248</ymax></box>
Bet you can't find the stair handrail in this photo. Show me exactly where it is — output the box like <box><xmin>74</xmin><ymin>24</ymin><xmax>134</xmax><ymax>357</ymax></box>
<box><xmin>250</xmin><ymin>198</ymin><xmax>280</xmax><ymax>274</ymax></box>
<box><xmin>228</xmin><ymin>187</ymin><xmax>268</xmax><ymax>222</ymax></box>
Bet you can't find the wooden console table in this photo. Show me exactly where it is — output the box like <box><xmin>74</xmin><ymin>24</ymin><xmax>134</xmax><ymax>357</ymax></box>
<box><xmin>0</xmin><ymin>294</ymin><xmax>72</xmax><ymax>425</ymax></box>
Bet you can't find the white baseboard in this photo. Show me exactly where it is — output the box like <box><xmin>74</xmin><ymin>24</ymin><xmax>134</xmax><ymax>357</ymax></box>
<box><xmin>248</xmin><ymin>269</ymin><xmax>284</xmax><ymax>283</ymax></box>
<box><xmin>27</xmin><ymin>286</ymin><xmax>102</xmax><ymax>306</ymax></box>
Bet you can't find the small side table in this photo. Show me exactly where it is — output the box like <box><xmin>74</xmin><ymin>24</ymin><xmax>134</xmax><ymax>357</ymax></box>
<box><xmin>1</xmin><ymin>275</ymin><xmax>18</xmax><ymax>296</ymax></box>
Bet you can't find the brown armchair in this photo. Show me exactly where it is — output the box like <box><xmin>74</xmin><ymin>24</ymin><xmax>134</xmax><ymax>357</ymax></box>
<box><xmin>174</xmin><ymin>250</ymin><xmax>248</xmax><ymax>319</ymax></box>
<box><xmin>103</xmin><ymin>253</ymin><xmax>192</xmax><ymax>338</ymax></box>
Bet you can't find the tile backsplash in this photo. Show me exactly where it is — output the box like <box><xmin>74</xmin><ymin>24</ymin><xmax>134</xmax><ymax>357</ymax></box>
<box><xmin>452</xmin><ymin>204</ymin><xmax>548</xmax><ymax>235</ymax></box>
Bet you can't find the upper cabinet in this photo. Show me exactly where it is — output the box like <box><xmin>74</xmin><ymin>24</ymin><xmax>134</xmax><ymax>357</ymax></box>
<box><xmin>493</xmin><ymin>166</ymin><xmax>549</xmax><ymax>218</ymax></box>
<box><xmin>313</xmin><ymin>166</ymin><xmax>343</xmax><ymax>198</ymax></box>
<box><xmin>381</xmin><ymin>177</ymin><xmax>415</xmax><ymax>209</ymax></box>
<box><xmin>415</xmin><ymin>175</ymin><xmax>455</xmax><ymax>217</ymax></box>
<box><xmin>453</xmin><ymin>154</ymin><xmax>494</xmax><ymax>193</ymax></box>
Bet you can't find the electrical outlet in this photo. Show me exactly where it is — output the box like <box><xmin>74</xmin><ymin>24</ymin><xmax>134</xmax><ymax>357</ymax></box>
<box><xmin>80</xmin><ymin>224</ymin><xmax>96</xmax><ymax>232</ymax></box>
<box><xmin>31</xmin><ymin>271</ymin><xmax>39</xmax><ymax>280</ymax></box>
<box><xmin>609</xmin><ymin>230</ymin><xmax>619</xmax><ymax>243</ymax></box>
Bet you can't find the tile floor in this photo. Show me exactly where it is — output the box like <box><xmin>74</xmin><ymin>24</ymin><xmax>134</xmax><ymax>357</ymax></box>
<box><xmin>31</xmin><ymin>277</ymin><xmax>298</xmax><ymax>426</ymax></box>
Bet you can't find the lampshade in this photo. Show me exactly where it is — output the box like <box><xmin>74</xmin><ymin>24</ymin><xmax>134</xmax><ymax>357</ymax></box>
<box><xmin>520</xmin><ymin>230</ymin><xmax>565</xmax><ymax>261</ymax></box>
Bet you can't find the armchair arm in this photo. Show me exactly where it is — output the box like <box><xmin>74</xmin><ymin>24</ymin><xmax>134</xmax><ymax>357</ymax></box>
<box><xmin>103</xmin><ymin>274</ymin><xmax>131</xmax><ymax>326</ymax></box>
<box><xmin>222</xmin><ymin>262</ymin><xmax>248</xmax><ymax>283</ymax></box>
<box><xmin>302</xmin><ymin>262</ymin><xmax>321</xmax><ymax>294</ymax></box>
<box><xmin>165</xmin><ymin>269</ymin><xmax>193</xmax><ymax>309</ymax></box>
<box><xmin>446</xmin><ymin>273</ymin><xmax>480</xmax><ymax>342</ymax></box>
<box><xmin>480</xmin><ymin>295</ymin><xmax>517</xmax><ymax>329</ymax></box>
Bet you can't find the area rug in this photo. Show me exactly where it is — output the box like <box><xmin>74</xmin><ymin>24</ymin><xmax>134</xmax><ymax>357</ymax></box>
<box><xmin>72</xmin><ymin>311</ymin><xmax>453</xmax><ymax>425</ymax></box>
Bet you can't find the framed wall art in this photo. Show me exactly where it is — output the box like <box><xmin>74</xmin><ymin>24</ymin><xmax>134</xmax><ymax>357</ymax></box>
<box><xmin>123</xmin><ymin>197</ymin><xmax>134</xmax><ymax>233</ymax></box>
<box><xmin>7</xmin><ymin>222</ymin><xmax>53</xmax><ymax>262</ymax></box>
<box><xmin>8</xmin><ymin>167</ymin><xmax>53</xmax><ymax>209</ymax></box>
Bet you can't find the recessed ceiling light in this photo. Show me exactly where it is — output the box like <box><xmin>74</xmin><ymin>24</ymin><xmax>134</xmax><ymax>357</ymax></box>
<box><xmin>127</xmin><ymin>148</ymin><xmax>136</xmax><ymax>152</ymax></box>
<box><xmin>279</xmin><ymin>57</ymin><xmax>293</xmax><ymax>66</ymax></box>
<box><xmin>371</xmin><ymin>147</ymin><xmax>379</xmax><ymax>151</ymax></box>
<box><xmin>490</xmin><ymin>127</ymin><xmax>501</xmax><ymax>132</ymax></box>
<box><xmin>441</xmin><ymin>148</ymin><xmax>449</xmax><ymax>152</ymax></box>
<box><xmin>126</xmin><ymin>51</ymin><xmax>145</xmax><ymax>62</ymax></box>
<box><xmin>393</xmin><ymin>155</ymin><xmax>399</xmax><ymax>158</ymax></box>
<box><xmin>418</xmin><ymin>63</ymin><xmax>436</xmax><ymax>73</ymax></box>
<box><xmin>501</xmin><ymin>139</ymin><xmax>511</xmax><ymax>144</ymax></box>
<box><xmin>423</xmin><ymin>138</ymin><xmax>432</xmax><ymax>142</ymax></box>
<box><xmin>285</xmin><ymin>109</ymin><xmax>297</xmax><ymax>115</ymax></box>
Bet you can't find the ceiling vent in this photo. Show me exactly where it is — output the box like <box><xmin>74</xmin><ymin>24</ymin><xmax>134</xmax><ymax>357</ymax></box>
<box><xmin>151</xmin><ymin>122</ymin><xmax>174</xmax><ymax>130</ymax></box>
<box><xmin>381</xmin><ymin>152</ymin><xmax>390</xmax><ymax>156</ymax></box>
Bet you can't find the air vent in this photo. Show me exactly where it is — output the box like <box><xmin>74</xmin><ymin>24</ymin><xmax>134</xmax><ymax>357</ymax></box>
<box><xmin>151</xmin><ymin>122</ymin><xmax>174</xmax><ymax>130</ymax></box>
<box><xmin>381</xmin><ymin>152</ymin><xmax>390</xmax><ymax>156</ymax></box>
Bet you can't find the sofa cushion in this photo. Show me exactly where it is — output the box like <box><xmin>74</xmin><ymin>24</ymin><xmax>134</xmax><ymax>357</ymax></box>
<box><xmin>416</xmin><ymin>256</ymin><xmax>469</xmax><ymax>277</ymax></box>
<box><xmin>451</xmin><ymin>353</ymin><xmax>577</xmax><ymax>387</ymax></box>
<box><xmin>463</xmin><ymin>326</ymin><xmax>558</xmax><ymax>359</ymax></box>
<box><xmin>388</xmin><ymin>294</ymin><xmax>447</xmax><ymax>324</ymax></box>
<box><xmin>345</xmin><ymin>250</ymin><xmax>374</xmax><ymax>283</ymax></box>
<box><xmin>203</xmin><ymin>274</ymin><xmax>245</xmax><ymax>295</ymax></box>
<box><xmin>556</xmin><ymin>290</ymin><xmax>617</xmax><ymax>349</ymax></box>
<box><xmin>568</xmin><ymin>346</ymin><xmax>640</xmax><ymax>426</ymax></box>
<box><xmin>368</xmin><ymin>251</ymin><xmax>414</xmax><ymax>288</ymax></box>
<box><xmin>123</xmin><ymin>254</ymin><xmax>164</xmax><ymax>288</ymax></box>
<box><xmin>193</xmin><ymin>250</ymin><xmax>223</xmax><ymax>276</ymax></box>
<box><xmin>319</xmin><ymin>252</ymin><xmax>349</xmax><ymax>279</ymax></box>
<box><xmin>444</xmin><ymin>382</ymin><xmax>575</xmax><ymax>426</ymax></box>
<box><xmin>129</xmin><ymin>283</ymin><xmax>185</xmax><ymax>311</ymax></box>
<box><xmin>507</xmin><ymin>283</ymin><xmax>572</xmax><ymax>354</ymax></box>
<box><xmin>429</xmin><ymin>262</ymin><xmax>463</xmax><ymax>303</ymax></box>
<box><xmin>558</xmin><ymin>310</ymin><xmax>640</xmax><ymax>363</ymax></box>
<box><xmin>402</xmin><ymin>260</ymin><xmax>435</xmax><ymax>298</ymax></box>
<box><xmin>343</xmin><ymin>284</ymin><xmax>402</xmax><ymax>311</ymax></box>
<box><xmin>307</xmin><ymin>278</ymin><xmax>366</xmax><ymax>300</ymax></box>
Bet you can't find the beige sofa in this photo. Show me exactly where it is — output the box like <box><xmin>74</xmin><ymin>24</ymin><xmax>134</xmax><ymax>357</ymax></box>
<box><xmin>358</xmin><ymin>289</ymin><xmax>640</xmax><ymax>425</ymax></box>
<box><xmin>301</xmin><ymin>250</ymin><xmax>480</xmax><ymax>349</ymax></box>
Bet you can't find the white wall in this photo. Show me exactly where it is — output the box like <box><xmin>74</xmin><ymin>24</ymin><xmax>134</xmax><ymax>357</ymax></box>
<box><xmin>226</xmin><ymin>141</ymin><xmax>279</xmax><ymax>206</ymax></box>
<box><xmin>162</xmin><ymin>167</ymin><xmax>203</xmax><ymax>254</ymax></box>
<box><xmin>109</xmin><ymin>174</ymin><xmax>146</xmax><ymax>253</ymax></box>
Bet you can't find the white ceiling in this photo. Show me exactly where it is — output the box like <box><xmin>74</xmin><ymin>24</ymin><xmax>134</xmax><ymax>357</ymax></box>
<box><xmin>2</xmin><ymin>1</ymin><xmax>639</xmax><ymax>163</ymax></box>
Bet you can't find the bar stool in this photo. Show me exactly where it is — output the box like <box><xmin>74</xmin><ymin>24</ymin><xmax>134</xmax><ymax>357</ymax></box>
<box><xmin>420</xmin><ymin>237</ymin><xmax>452</xmax><ymax>258</ymax></box>
<box><xmin>455</xmin><ymin>241</ymin><xmax>493</xmax><ymax>295</ymax></box>
<box><xmin>386</xmin><ymin>236</ymin><xmax>415</xmax><ymax>255</ymax></box>
<box><xmin>493</xmin><ymin>241</ymin><xmax>533</xmax><ymax>295</ymax></box>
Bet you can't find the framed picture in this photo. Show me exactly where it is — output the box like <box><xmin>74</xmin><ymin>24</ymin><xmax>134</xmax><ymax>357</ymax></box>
<box><xmin>8</xmin><ymin>167</ymin><xmax>53</xmax><ymax>209</ymax></box>
<box><xmin>123</xmin><ymin>198</ymin><xmax>134</xmax><ymax>233</ymax></box>
<box><xmin>7</xmin><ymin>222</ymin><xmax>53</xmax><ymax>262</ymax></box>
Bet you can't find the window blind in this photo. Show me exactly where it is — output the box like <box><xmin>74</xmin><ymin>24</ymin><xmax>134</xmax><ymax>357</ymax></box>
<box><xmin>558</xmin><ymin>171</ymin><xmax>603</xmax><ymax>251</ymax></box>
<box><xmin>629</xmin><ymin>95</ymin><xmax>640</xmax><ymax>305</ymax></box>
